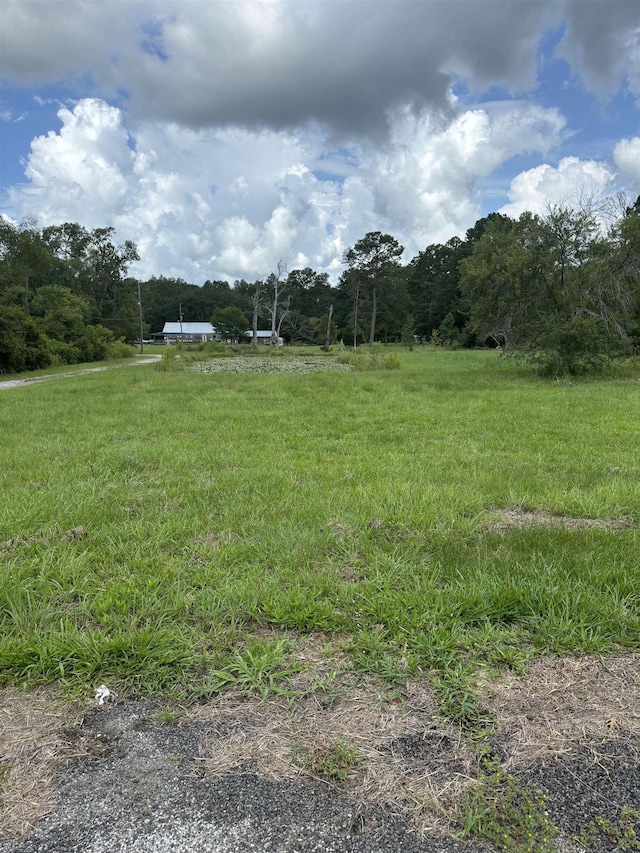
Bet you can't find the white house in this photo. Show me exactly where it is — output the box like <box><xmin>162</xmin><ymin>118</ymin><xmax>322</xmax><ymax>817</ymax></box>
<box><xmin>161</xmin><ymin>322</ymin><xmax>217</xmax><ymax>343</ymax></box>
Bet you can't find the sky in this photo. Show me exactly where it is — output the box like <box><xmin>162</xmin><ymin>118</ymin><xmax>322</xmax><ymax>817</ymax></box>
<box><xmin>1</xmin><ymin>0</ymin><xmax>639</xmax><ymax>285</ymax></box>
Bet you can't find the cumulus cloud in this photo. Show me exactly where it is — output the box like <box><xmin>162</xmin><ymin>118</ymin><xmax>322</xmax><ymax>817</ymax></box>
<box><xmin>613</xmin><ymin>137</ymin><xmax>640</xmax><ymax>183</ymax></box>
<box><xmin>7</xmin><ymin>97</ymin><xmax>584</xmax><ymax>281</ymax></box>
<box><xmin>498</xmin><ymin>156</ymin><xmax>616</xmax><ymax>218</ymax></box>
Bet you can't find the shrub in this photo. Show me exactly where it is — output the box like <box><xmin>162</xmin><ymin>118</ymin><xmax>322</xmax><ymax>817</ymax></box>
<box><xmin>336</xmin><ymin>346</ymin><xmax>400</xmax><ymax>371</ymax></box>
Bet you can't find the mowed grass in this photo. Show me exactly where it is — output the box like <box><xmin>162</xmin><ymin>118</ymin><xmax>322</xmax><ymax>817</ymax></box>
<box><xmin>0</xmin><ymin>349</ymin><xmax>639</xmax><ymax>701</ymax></box>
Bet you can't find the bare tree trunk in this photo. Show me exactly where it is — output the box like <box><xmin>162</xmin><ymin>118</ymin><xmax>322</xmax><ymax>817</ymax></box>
<box><xmin>270</xmin><ymin>259</ymin><xmax>287</xmax><ymax>345</ymax></box>
<box><xmin>353</xmin><ymin>283</ymin><xmax>359</xmax><ymax>349</ymax></box>
<box><xmin>252</xmin><ymin>280</ymin><xmax>261</xmax><ymax>346</ymax></box>
<box><xmin>369</xmin><ymin>285</ymin><xmax>377</xmax><ymax>346</ymax></box>
<box><xmin>324</xmin><ymin>303</ymin><xmax>333</xmax><ymax>351</ymax></box>
<box><xmin>276</xmin><ymin>295</ymin><xmax>291</xmax><ymax>340</ymax></box>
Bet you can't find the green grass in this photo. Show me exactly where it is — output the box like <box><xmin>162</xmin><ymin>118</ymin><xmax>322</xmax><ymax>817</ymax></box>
<box><xmin>1</xmin><ymin>348</ymin><xmax>639</xmax><ymax>699</ymax></box>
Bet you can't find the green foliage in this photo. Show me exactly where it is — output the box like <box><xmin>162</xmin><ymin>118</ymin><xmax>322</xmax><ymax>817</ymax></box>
<box><xmin>437</xmin><ymin>312</ymin><xmax>461</xmax><ymax>348</ymax></box>
<box><xmin>0</xmin><ymin>308</ymin><xmax>52</xmax><ymax>373</ymax></box>
<box><xmin>192</xmin><ymin>638</ymin><xmax>301</xmax><ymax>701</ymax></box>
<box><xmin>460</xmin><ymin>205</ymin><xmax>638</xmax><ymax>375</ymax></box>
<box><xmin>406</xmin><ymin>235</ymin><xmax>470</xmax><ymax>340</ymax></box>
<box><xmin>211</xmin><ymin>305</ymin><xmax>250</xmax><ymax>341</ymax></box>
<box><xmin>335</xmin><ymin>345</ymin><xmax>400</xmax><ymax>370</ymax></box>
<box><xmin>0</xmin><ymin>221</ymin><xmax>139</xmax><ymax>373</ymax></box>
<box><xmin>401</xmin><ymin>314</ymin><xmax>415</xmax><ymax>350</ymax></box>
<box><xmin>342</xmin><ymin>231</ymin><xmax>405</xmax><ymax>345</ymax></box>
<box><xmin>574</xmin><ymin>806</ymin><xmax>639</xmax><ymax>851</ymax></box>
<box><xmin>153</xmin><ymin>706</ymin><xmax>182</xmax><ymax>725</ymax></box>
<box><xmin>293</xmin><ymin>740</ymin><xmax>363</xmax><ymax>781</ymax></box>
<box><xmin>456</xmin><ymin>765</ymin><xmax>558</xmax><ymax>853</ymax></box>
<box><xmin>155</xmin><ymin>347</ymin><xmax>182</xmax><ymax>372</ymax></box>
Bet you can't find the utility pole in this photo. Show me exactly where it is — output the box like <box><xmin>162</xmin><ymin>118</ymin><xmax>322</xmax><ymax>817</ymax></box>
<box><xmin>137</xmin><ymin>282</ymin><xmax>144</xmax><ymax>354</ymax></box>
<box><xmin>179</xmin><ymin>303</ymin><xmax>183</xmax><ymax>338</ymax></box>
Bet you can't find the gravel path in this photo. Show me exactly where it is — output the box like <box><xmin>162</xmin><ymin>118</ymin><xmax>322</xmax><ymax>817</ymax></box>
<box><xmin>0</xmin><ymin>357</ymin><xmax>161</xmax><ymax>390</ymax></box>
<box><xmin>1</xmin><ymin>696</ymin><xmax>638</xmax><ymax>853</ymax></box>
<box><xmin>0</xmin><ymin>701</ymin><xmax>465</xmax><ymax>853</ymax></box>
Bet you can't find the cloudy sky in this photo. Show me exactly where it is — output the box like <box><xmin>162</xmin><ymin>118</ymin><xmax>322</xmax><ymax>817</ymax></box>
<box><xmin>1</xmin><ymin>0</ymin><xmax>639</xmax><ymax>284</ymax></box>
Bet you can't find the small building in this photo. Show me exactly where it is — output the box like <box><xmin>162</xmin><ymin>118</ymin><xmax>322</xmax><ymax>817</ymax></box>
<box><xmin>244</xmin><ymin>330</ymin><xmax>282</xmax><ymax>346</ymax></box>
<box><xmin>161</xmin><ymin>322</ymin><xmax>217</xmax><ymax>343</ymax></box>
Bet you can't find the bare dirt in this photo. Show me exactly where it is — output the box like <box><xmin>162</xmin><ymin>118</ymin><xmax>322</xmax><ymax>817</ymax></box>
<box><xmin>1</xmin><ymin>653</ymin><xmax>639</xmax><ymax>853</ymax></box>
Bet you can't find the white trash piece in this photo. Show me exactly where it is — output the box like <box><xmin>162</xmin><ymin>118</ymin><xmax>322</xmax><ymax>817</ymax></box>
<box><xmin>94</xmin><ymin>684</ymin><xmax>117</xmax><ymax>706</ymax></box>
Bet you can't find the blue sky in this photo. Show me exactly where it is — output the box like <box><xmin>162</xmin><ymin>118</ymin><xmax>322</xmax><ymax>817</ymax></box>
<box><xmin>1</xmin><ymin>0</ymin><xmax>638</xmax><ymax>283</ymax></box>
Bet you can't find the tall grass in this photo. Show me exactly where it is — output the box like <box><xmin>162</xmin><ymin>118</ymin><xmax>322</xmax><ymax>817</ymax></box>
<box><xmin>1</xmin><ymin>349</ymin><xmax>638</xmax><ymax>697</ymax></box>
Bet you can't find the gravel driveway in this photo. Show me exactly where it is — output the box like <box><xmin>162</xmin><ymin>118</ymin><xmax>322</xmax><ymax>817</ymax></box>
<box><xmin>1</xmin><ymin>657</ymin><xmax>639</xmax><ymax>853</ymax></box>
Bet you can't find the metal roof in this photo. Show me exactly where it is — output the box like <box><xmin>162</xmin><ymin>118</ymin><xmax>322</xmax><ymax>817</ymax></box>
<box><xmin>162</xmin><ymin>322</ymin><xmax>215</xmax><ymax>334</ymax></box>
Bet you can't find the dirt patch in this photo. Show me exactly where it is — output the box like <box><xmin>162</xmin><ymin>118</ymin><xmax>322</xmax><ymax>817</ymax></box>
<box><xmin>0</xmin><ymin>689</ymin><xmax>86</xmax><ymax>839</ymax></box>
<box><xmin>194</xmin><ymin>530</ymin><xmax>235</xmax><ymax>548</ymax></box>
<box><xmin>486</xmin><ymin>507</ymin><xmax>636</xmax><ymax>534</ymax></box>
<box><xmin>1</xmin><ymin>526</ymin><xmax>86</xmax><ymax>552</ymax></box>
<box><xmin>189</xmin><ymin>676</ymin><xmax>473</xmax><ymax>834</ymax></box>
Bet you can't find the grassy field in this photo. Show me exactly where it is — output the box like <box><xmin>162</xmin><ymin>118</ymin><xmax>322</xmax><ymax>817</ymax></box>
<box><xmin>1</xmin><ymin>347</ymin><xmax>639</xmax><ymax>706</ymax></box>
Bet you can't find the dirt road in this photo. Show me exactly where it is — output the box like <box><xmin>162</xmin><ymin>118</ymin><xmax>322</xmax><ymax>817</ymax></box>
<box><xmin>0</xmin><ymin>356</ymin><xmax>161</xmax><ymax>390</ymax></box>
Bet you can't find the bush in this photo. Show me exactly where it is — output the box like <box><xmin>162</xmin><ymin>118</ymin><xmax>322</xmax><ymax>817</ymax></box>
<box><xmin>106</xmin><ymin>340</ymin><xmax>135</xmax><ymax>360</ymax></box>
<box><xmin>48</xmin><ymin>339</ymin><xmax>81</xmax><ymax>365</ymax></box>
<box><xmin>336</xmin><ymin>346</ymin><xmax>400</xmax><ymax>371</ymax></box>
<box><xmin>155</xmin><ymin>347</ymin><xmax>182</xmax><ymax>372</ymax></box>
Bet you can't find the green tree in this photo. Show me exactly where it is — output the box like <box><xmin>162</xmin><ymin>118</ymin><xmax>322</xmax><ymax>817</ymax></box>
<box><xmin>32</xmin><ymin>285</ymin><xmax>89</xmax><ymax>343</ymax></box>
<box><xmin>0</xmin><ymin>306</ymin><xmax>52</xmax><ymax>373</ymax></box>
<box><xmin>211</xmin><ymin>305</ymin><xmax>250</xmax><ymax>341</ymax></box>
<box><xmin>401</xmin><ymin>314</ymin><xmax>415</xmax><ymax>350</ymax></box>
<box><xmin>460</xmin><ymin>205</ymin><xmax>636</xmax><ymax>374</ymax></box>
<box><xmin>343</xmin><ymin>232</ymin><xmax>404</xmax><ymax>346</ymax></box>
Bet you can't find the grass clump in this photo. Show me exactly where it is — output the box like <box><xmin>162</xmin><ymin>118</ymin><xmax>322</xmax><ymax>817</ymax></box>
<box><xmin>456</xmin><ymin>764</ymin><xmax>557</xmax><ymax>853</ymax></box>
<box><xmin>190</xmin><ymin>637</ymin><xmax>302</xmax><ymax>702</ymax></box>
<box><xmin>293</xmin><ymin>739</ymin><xmax>363</xmax><ymax>782</ymax></box>
<box><xmin>336</xmin><ymin>344</ymin><xmax>400</xmax><ymax>370</ymax></box>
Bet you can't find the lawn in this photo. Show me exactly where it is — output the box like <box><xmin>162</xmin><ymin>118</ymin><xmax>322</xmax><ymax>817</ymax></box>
<box><xmin>1</xmin><ymin>347</ymin><xmax>639</xmax><ymax>701</ymax></box>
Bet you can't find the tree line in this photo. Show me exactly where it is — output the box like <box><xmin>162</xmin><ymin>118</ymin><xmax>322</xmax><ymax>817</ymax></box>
<box><xmin>2</xmin><ymin>194</ymin><xmax>639</xmax><ymax>375</ymax></box>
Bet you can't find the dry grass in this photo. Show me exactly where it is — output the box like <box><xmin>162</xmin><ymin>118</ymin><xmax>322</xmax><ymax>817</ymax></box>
<box><xmin>478</xmin><ymin>653</ymin><xmax>640</xmax><ymax>768</ymax></box>
<box><xmin>0</xmin><ymin>688</ymin><xmax>85</xmax><ymax>840</ymax></box>
<box><xmin>485</xmin><ymin>507</ymin><xmax>636</xmax><ymax>534</ymax></box>
<box><xmin>188</xmin><ymin>635</ymin><xmax>476</xmax><ymax>833</ymax></box>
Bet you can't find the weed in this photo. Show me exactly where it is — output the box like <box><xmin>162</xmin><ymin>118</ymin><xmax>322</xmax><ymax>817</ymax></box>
<box><xmin>335</xmin><ymin>345</ymin><xmax>400</xmax><ymax>370</ymax></box>
<box><xmin>293</xmin><ymin>739</ymin><xmax>363</xmax><ymax>782</ymax></box>
<box><xmin>574</xmin><ymin>806</ymin><xmax>640</xmax><ymax>851</ymax></box>
<box><xmin>456</xmin><ymin>765</ymin><xmax>558</xmax><ymax>853</ymax></box>
<box><xmin>191</xmin><ymin>638</ymin><xmax>303</xmax><ymax>701</ymax></box>
<box><xmin>153</xmin><ymin>706</ymin><xmax>181</xmax><ymax>725</ymax></box>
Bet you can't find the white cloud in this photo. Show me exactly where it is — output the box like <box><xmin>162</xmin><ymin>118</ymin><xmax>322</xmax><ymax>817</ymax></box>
<box><xmin>22</xmin><ymin>100</ymin><xmax>133</xmax><ymax>216</ymax></box>
<box><xmin>5</xmin><ymin>97</ymin><xmax>636</xmax><ymax>283</ymax></box>
<box><xmin>613</xmin><ymin>137</ymin><xmax>640</xmax><ymax>183</ymax></box>
<box><xmin>362</xmin><ymin>103</ymin><xmax>567</xmax><ymax>254</ymax></box>
<box><xmin>499</xmin><ymin>156</ymin><xmax>616</xmax><ymax>218</ymax></box>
